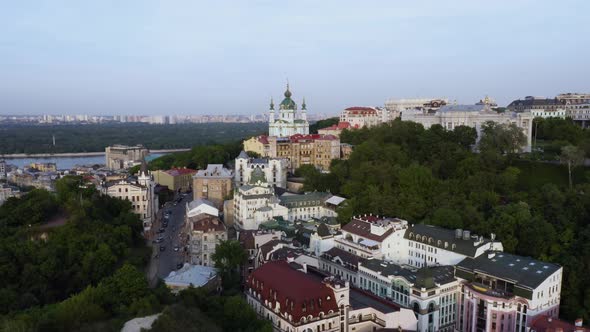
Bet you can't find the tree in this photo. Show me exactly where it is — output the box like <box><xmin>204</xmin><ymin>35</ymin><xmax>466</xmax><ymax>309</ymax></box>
<box><xmin>212</xmin><ymin>240</ymin><xmax>247</xmax><ymax>290</ymax></box>
<box><xmin>560</xmin><ymin>145</ymin><xmax>585</xmax><ymax>189</ymax></box>
<box><xmin>479</xmin><ymin>121</ymin><xmax>527</xmax><ymax>155</ymax></box>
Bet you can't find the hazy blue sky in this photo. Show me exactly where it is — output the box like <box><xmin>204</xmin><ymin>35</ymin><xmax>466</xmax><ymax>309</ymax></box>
<box><xmin>1</xmin><ymin>1</ymin><xmax>589</xmax><ymax>115</ymax></box>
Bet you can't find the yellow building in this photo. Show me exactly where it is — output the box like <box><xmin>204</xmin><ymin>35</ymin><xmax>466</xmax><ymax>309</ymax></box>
<box><xmin>267</xmin><ymin>134</ymin><xmax>340</xmax><ymax>171</ymax></box>
<box><xmin>153</xmin><ymin>168</ymin><xmax>197</xmax><ymax>192</ymax></box>
<box><xmin>193</xmin><ymin>164</ymin><xmax>233</xmax><ymax>208</ymax></box>
<box><xmin>29</xmin><ymin>162</ymin><xmax>57</xmax><ymax>172</ymax></box>
<box><xmin>243</xmin><ymin>135</ymin><xmax>270</xmax><ymax>157</ymax></box>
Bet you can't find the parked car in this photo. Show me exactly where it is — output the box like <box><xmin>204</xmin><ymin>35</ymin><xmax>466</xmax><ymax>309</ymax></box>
<box><xmin>174</xmin><ymin>246</ymin><xmax>180</xmax><ymax>252</ymax></box>
<box><xmin>159</xmin><ymin>246</ymin><xmax>166</xmax><ymax>252</ymax></box>
<box><xmin>155</xmin><ymin>237</ymin><xmax>164</xmax><ymax>243</ymax></box>
<box><xmin>158</xmin><ymin>227</ymin><xmax>165</xmax><ymax>233</ymax></box>
<box><xmin>176</xmin><ymin>263</ymin><xmax>184</xmax><ymax>269</ymax></box>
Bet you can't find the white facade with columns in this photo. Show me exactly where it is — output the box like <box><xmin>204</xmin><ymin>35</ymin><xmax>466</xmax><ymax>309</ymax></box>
<box><xmin>268</xmin><ymin>84</ymin><xmax>309</xmax><ymax>137</ymax></box>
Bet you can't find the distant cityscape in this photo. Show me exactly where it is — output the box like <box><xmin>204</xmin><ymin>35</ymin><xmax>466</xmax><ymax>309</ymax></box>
<box><xmin>0</xmin><ymin>112</ymin><xmax>332</xmax><ymax>125</ymax></box>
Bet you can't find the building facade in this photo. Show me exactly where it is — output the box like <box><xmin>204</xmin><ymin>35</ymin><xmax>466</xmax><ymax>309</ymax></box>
<box><xmin>153</xmin><ymin>168</ymin><xmax>197</xmax><ymax>192</ymax></box>
<box><xmin>358</xmin><ymin>259</ymin><xmax>460</xmax><ymax>332</ymax></box>
<box><xmin>105</xmin><ymin>144</ymin><xmax>149</xmax><ymax>170</ymax></box>
<box><xmin>186</xmin><ymin>215</ymin><xmax>227</xmax><ymax>266</ymax></box>
<box><xmin>455</xmin><ymin>252</ymin><xmax>562</xmax><ymax>332</ymax></box>
<box><xmin>385</xmin><ymin>98</ymin><xmax>448</xmax><ymax>119</ymax></box>
<box><xmin>193</xmin><ymin>164</ymin><xmax>233</xmax><ymax>208</ymax></box>
<box><xmin>339</xmin><ymin>107</ymin><xmax>382</xmax><ymax>129</ymax></box>
<box><xmin>103</xmin><ymin>164</ymin><xmax>158</xmax><ymax>231</ymax></box>
<box><xmin>235</xmin><ymin>152</ymin><xmax>288</xmax><ymax>188</ymax></box>
<box><xmin>268</xmin><ymin>84</ymin><xmax>309</xmax><ymax>137</ymax></box>
<box><xmin>246</xmin><ymin>260</ymin><xmax>418</xmax><ymax>332</ymax></box>
<box><xmin>267</xmin><ymin>134</ymin><xmax>340</xmax><ymax>172</ymax></box>
<box><xmin>401</xmin><ymin>104</ymin><xmax>534</xmax><ymax>152</ymax></box>
<box><xmin>243</xmin><ymin>135</ymin><xmax>270</xmax><ymax>157</ymax></box>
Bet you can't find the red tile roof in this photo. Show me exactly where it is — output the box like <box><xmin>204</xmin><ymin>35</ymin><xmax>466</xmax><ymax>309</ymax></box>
<box><xmin>319</xmin><ymin>122</ymin><xmax>352</xmax><ymax>131</ymax></box>
<box><xmin>190</xmin><ymin>216</ymin><xmax>226</xmax><ymax>232</ymax></box>
<box><xmin>258</xmin><ymin>135</ymin><xmax>269</xmax><ymax>144</ymax></box>
<box><xmin>531</xmin><ymin>315</ymin><xmax>587</xmax><ymax>332</ymax></box>
<box><xmin>247</xmin><ymin>261</ymin><xmax>339</xmax><ymax>324</ymax></box>
<box><xmin>341</xmin><ymin>218</ymin><xmax>393</xmax><ymax>242</ymax></box>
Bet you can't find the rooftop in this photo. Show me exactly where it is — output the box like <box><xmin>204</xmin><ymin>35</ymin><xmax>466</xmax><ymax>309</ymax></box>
<box><xmin>456</xmin><ymin>251</ymin><xmax>561</xmax><ymax>290</ymax></box>
<box><xmin>405</xmin><ymin>224</ymin><xmax>494</xmax><ymax>257</ymax></box>
<box><xmin>361</xmin><ymin>259</ymin><xmax>456</xmax><ymax>288</ymax></box>
<box><xmin>279</xmin><ymin>191</ymin><xmax>332</xmax><ymax>207</ymax></box>
<box><xmin>164</xmin><ymin>264</ymin><xmax>217</xmax><ymax>288</ymax></box>
<box><xmin>195</xmin><ymin>164</ymin><xmax>232</xmax><ymax>178</ymax></box>
<box><xmin>190</xmin><ymin>215</ymin><xmax>226</xmax><ymax>232</ymax></box>
<box><xmin>530</xmin><ymin>315</ymin><xmax>587</xmax><ymax>332</ymax></box>
<box><xmin>247</xmin><ymin>261</ymin><xmax>339</xmax><ymax>323</ymax></box>
<box><xmin>165</xmin><ymin>168</ymin><xmax>197</xmax><ymax>176</ymax></box>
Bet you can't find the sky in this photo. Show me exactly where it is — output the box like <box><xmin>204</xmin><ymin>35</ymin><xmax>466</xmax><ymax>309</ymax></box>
<box><xmin>1</xmin><ymin>0</ymin><xmax>589</xmax><ymax>116</ymax></box>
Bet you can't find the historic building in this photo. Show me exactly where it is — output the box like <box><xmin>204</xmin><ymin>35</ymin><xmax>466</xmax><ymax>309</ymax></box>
<box><xmin>235</xmin><ymin>151</ymin><xmax>288</xmax><ymax>188</ymax></box>
<box><xmin>185</xmin><ymin>214</ymin><xmax>227</xmax><ymax>266</ymax></box>
<box><xmin>246</xmin><ymin>260</ymin><xmax>419</xmax><ymax>332</ymax></box>
<box><xmin>243</xmin><ymin>135</ymin><xmax>270</xmax><ymax>157</ymax></box>
<box><xmin>193</xmin><ymin>164</ymin><xmax>233</xmax><ymax>208</ymax></box>
<box><xmin>103</xmin><ymin>162</ymin><xmax>158</xmax><ymax>231</ymax></box>
<box><xmin>318</xmin><ymin>121</ymin><xmax>352</xmax><ymax>137</ymax></box>
<box><xmin>339</xmin><ymin>106</ymin><xmax>383</xmax><ymax>129</ymax></box>
<box><xmin>153</xmin><ymin>168</ymin><xmax>197</xmax><ymax>192</ymax></box>
<box><xmin>105</xmin><ymin>144</ymin><xmax>149</xmax><ymax>170</ymax></box>
<box><xmin>268</xmin><ymin>84</ymin><xmax>309</xmax><ymax>137</ymax></box>
<box><xmin>267</xmin><ymin>134</ymin><xmax>340</xmax><ymax>172</ymax></box>
<box><xmin>455</xmin><ymin>252</ymin><xmax>562</xmax><ymax>332</ymax></box>
<box><xmin>401</xmin><ymin>104</ymin><xmax>534</xmax><ymax>152</ymax></box>
<box><xmin>385</xmin><ymin>98</ymin><xmax>448</xmax><ymax>119</ymax></box>
<box><xmin>358</xmin><ymin>259</ymin><xmax>461</xmax><ymax>332</ymax></box>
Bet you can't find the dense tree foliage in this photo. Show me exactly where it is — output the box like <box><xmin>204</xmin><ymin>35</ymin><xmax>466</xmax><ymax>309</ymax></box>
<box><xmin>309</xmin><ymin>117</ymin><xmax>339</xmax><ymax>134</ymax></box>
<box><xmin>130</xmin><ymin>141</ymin><xmax>243</xmax><ymax>174</ymax></box>
<box><xmin>0</xmin><ymin>176</ymin><xmax>164</xmax><ymax>330</ymax></box>
<box><xmin>533</xmin><ymin>117</ymin><xmax>590</xmax><ymax>159</ymax></box>
<box><xmin>212</xmin><ymin>240</ymin><xmax>248</xmax><ymax>292</ymax></box>
<box><xmin>0</xmin><ymin>123</ymin><xmax>266</xmax><ymax>154</ymax></box>
<box><xmin>305</xmin><ymin>119</ymin><xmax>590</xmax><ymax>320</ymax></box>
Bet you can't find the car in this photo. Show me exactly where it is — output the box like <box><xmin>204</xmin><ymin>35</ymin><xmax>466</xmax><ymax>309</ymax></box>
<box><xmin>164</xmin><ymin>214</ymin><xmax>170</xmax><ymax>219</ymax></box>
<box><xmin>176</xmin><ymin>263</ymin><xmax>184</xmax><ymax>269</ymax></box>
<box><xmin>158</xmin><ymin>227</ymin><xmax>165</xmax><ymax>233</ymax></box>
<box><xmin>159</xmin><ymin>246</ymin><xmax>166</xmax><ymax>252</ymax></box>
<box><xmin>155</xmin><ymin>237</ymin><xmax>164</xmax><ymax>243</ymax></box>
<box><xmin>174</xmin><ymin>246</ymin><xmax>180</xmax><ymax>252</ymax></box>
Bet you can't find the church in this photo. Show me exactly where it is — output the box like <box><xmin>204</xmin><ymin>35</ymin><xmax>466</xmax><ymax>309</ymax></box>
<box><xmin>268</xmin><ymin>84</ymin><xmax>309</xmax><ymax>137</ymax></box>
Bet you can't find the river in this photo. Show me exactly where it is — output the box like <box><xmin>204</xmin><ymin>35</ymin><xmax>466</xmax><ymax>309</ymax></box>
<box><xmin>2</xmin><ymin>153</ymin><xmax>164</xmax><ymax>170</ymax></box>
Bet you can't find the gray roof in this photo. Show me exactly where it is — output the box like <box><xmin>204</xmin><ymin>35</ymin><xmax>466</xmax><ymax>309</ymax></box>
<box><xmin>456</xmin><ymin>252</ymin><xmax>561</xmax><ymax>290</ymax></box>
<box><xmin>361</xmin><ymin>259</ymin><xmax>456</xmax><ymax>287</ymax></box>
<box><xmin>237</xmin><ymin>150</ymin><xmax>250</xmax><ymax>159</ymax></box>
<box><xmin>195</xmin><ymin>164</ymin><xmax>232</xmax><ymax>178</ymax></box>
<box><xmin>437</xmin><ymin>104</ymin><xmax>490</xmax><ymax>113</ymax></box>
<box><xmin>404</xmin><ymin>224</ymin><xmax>493</xmax><ymax>257</ymax></box>
<box><xmin>186</xmin><ymin>198</ymin><xmax>216</xmax><ymax>211</ymax></box>
<box><xmin>279</xmin><ymin>192</ymin><xmax>331</xmax><ymax>207</ymax></box>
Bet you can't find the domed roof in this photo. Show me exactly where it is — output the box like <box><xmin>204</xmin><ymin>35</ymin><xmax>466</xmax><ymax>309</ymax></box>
<box><xmin>280</xmin><ymin>84</ymin><xmax>297</xmax><ymax>110</ymax></box>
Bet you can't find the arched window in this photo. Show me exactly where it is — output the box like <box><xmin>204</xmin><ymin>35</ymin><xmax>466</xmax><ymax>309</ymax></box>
<box><xmin>428</xmin><ymin>302</ymin><xmax>435</xmax><ymax>312</ymax></box>
<box><xmin>413</xmin><ymin>303</ymin><xmax>420</xmax><ymax>313</ymax></box>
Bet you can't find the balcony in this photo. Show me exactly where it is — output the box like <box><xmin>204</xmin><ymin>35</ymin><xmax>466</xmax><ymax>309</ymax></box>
<box><xmin>334</xmin><ymin>237</ymin><xmax>380</xmax><ymax>256</ymax></box>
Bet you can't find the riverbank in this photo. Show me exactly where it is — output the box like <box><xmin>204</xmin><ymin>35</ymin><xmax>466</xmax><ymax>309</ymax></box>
<box><xmin>0</xmin><ymin>148</ymin><xmax>190</xmax><ymax>159</ymax></box>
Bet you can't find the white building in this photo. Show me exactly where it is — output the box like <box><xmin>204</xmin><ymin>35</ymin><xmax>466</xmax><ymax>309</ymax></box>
<box><xmin>235</xmin><ymin>151</ymin><xmax>288</xmax><ymax>188</ymax></box>
<box><xmin>233</xmin><ymin>175</ymin><xmax>289</xmax><ymax>230</ymax></box>
<box><xmin>339</xmin><ymin>106</ymin><xmax>383</xmax><ymax>129</ymax></box>
<box><xmin>455</xmin><ymin>252</ymin><xmax>562</xmax><ymax>332</ymax></box>
<box><xmin>385</xmin><ymin>98</ymin><xmax>448</xmax><ymax>119</ymax></box>
<box><xmin>246</xmin><ymin>260</ymin><xmax>418</xmax><ymax>332</ymax></box>
<box><xmin>530</xmin><ymin>108</ymin><xmax>567</xmax><ymax>119</ymax></box>
<box><xmin>358</xmin><ymin>259</ymin><xmax>461</xmax><ymax>332</ymax></box>
<box><xmin>103</xmin><ymin>163</ymin><xmax>158</xmax><ymax>231</ymax></box>
<box><xmin>268</xmin><ymin>84</ymin><xmax>309</xmax><ymax>137</ymax></box>
<box><xmin>403</xmin><ymin>224</ymin><xmax>503</xmax><ymax>269</ymax></box>
<box><xmin>401</xmin><ymin>104</ymin><xmax>534</xmax><ymax>152</ymax></box>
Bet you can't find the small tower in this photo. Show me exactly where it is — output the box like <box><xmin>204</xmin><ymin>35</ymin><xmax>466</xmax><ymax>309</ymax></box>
<box><xmin>301</xmin><ymin>97</ymin><xmax>307</xmax><ymax>122</ymax></box>
<box><xmin>268</xmin><ymin>97</ymin><xmax>275</xmax><ymax>123</ymax></box>
<box><xmin>138</xmin><ymin>158</ymin><xmax>150</xmax><ymax>187</ymax></box>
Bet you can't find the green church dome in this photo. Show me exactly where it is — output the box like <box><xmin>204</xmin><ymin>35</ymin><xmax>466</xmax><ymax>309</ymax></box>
<box><xmin>279</xmin><ymin>84</ymin><xmax>297</xmax><ymax>110</ymax></box>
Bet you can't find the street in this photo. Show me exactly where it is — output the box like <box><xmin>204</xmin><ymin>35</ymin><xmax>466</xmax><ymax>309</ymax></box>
<box><xmin>151</xmin><ymin>193</ymin><xmax>191</xmax><ymax>279</ymax></box>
